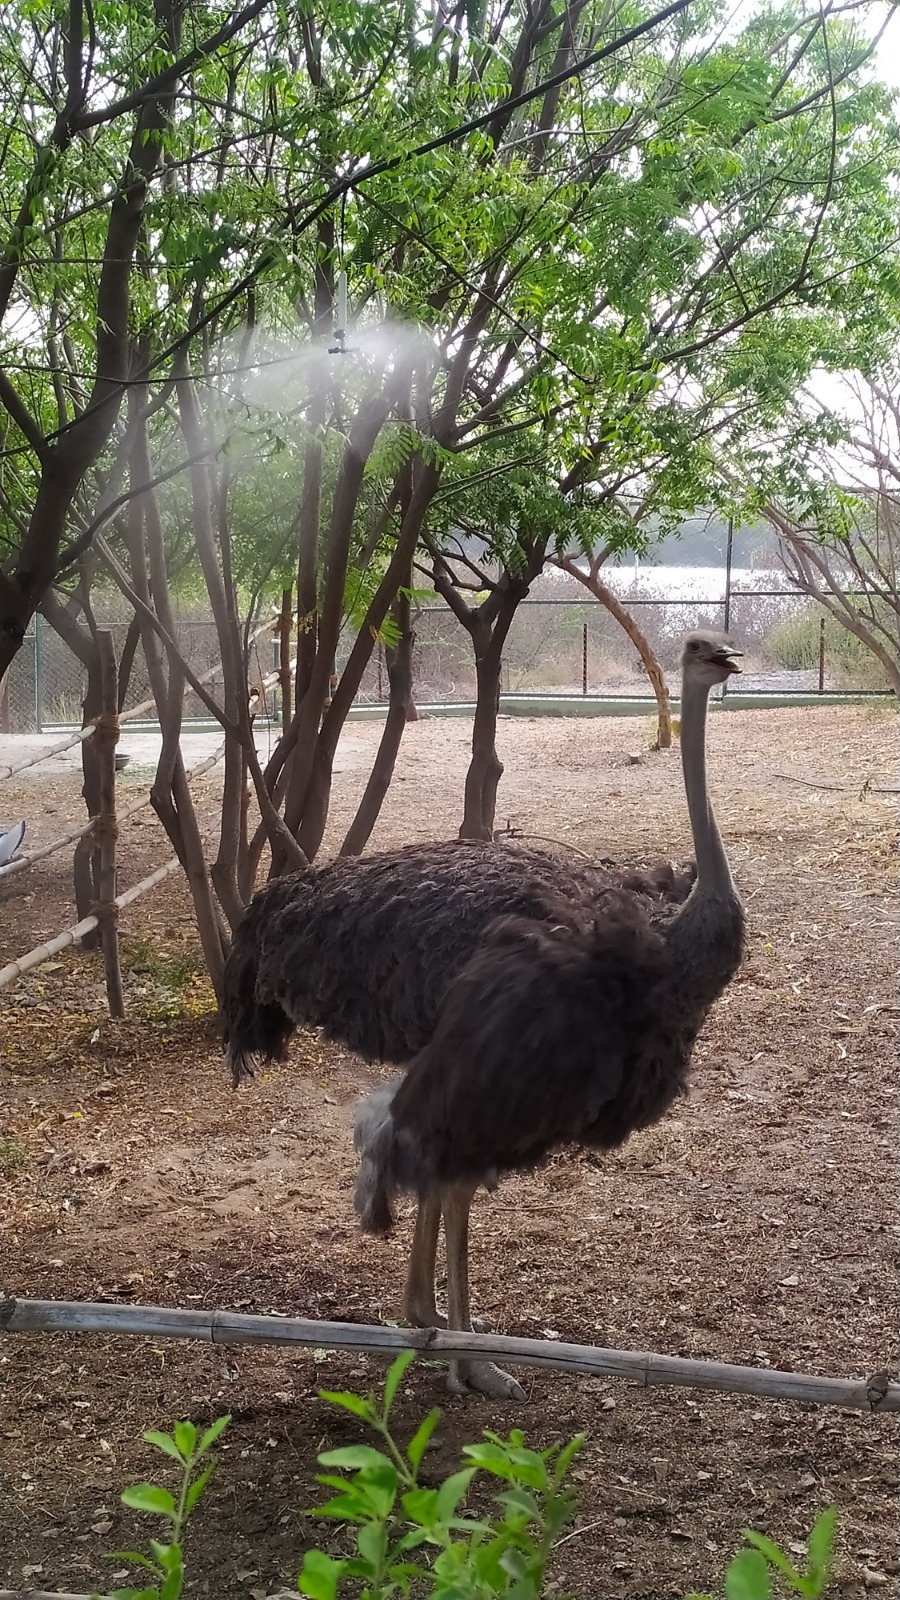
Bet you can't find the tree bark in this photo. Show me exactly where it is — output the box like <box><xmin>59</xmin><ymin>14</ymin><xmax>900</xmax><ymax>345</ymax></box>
<box><xmin>556</xmin><ymin>555</ymin><xmax>672</xmax><ymax>748</ymax></box>
<box><xmin>429</xmin><ymin>554</ymin><xmax>536</xmax><ymax>843</ymax></box>
<box><xmin>291</xmin><ymin>457</ymin><xmax>440</xmax><ymax>862</ymax></box>
<box><xmin>94</xmin><ymin>629</ymin><xmax>125</xmax><ymax>1017</ymax></box>
<box><xmin>339</xmin><ymin>588</ymin><xmax>415</xmax><ymax>856</ymax></box>
<box><xmin>460</xmin><ymin>613</ymin><xmax>506</xmax><ymax>840</ymax></box>
<box><xmin>124</xmin><ymin>410</ymin><xmax>230</xmax><ymax>996</ymax></box>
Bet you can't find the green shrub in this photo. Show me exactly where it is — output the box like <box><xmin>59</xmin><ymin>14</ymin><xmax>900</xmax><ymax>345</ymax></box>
<box><xmin>99</xmin><ymin>1356</ymin><xmax>840</xmax><ymax>1600</ymax></box>
<box><xmin>767</xmin><ymin>608</ymin><xmax>890</xmax><ymax>685</ymax></box>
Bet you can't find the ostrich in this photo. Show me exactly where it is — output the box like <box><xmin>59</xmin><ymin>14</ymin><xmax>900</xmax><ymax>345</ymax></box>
<box><xmin>223</xmin><ymin>630</ymin><xmax>744</xmax><ymax>1397</ymax></box>
<box><xmin>352</xmin><ymin>629</ymin><xmax>745</xmax><ymax>1396</ymax></box>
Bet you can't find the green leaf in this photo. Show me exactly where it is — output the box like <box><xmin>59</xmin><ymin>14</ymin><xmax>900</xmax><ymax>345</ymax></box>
<box><xmin>743</xmin><ymin>1530</ymin><xmax>802</xmax><ymax>1586</ymax></box>
<box><xmin>121</xmin><ymin>1485</ymin><xmax>176</xmax><ymax>1518</ymax></box>
<box><xmin>725</xmin><ymin>1548</ymin><xmax>773</xmax><ymax>1600</ymax></box>
<box><xmin>297</xmin><ymin>1549</ymin><xmax>347</xmax><ymax>1600</ymax></box>
<box><xmin>173</xmin><ymin>1421</ymin><xmax>197</xmax><ymax>1459</ymax></box>
<box><xmin>141</xmin><ymin>1432</ymin><xmax>183</xmax><ymax>1466</ymax></box>
<box><xmin>356</xmin><ymin>1519</ymin><xmax>387</xmax><ymax>1568</ymax></box>
<box><xmin>105</xmin><ymin>1552</ymin><xmax>161</xmax><ymax>1573</ymax></box>
<box><xmin>159</xmin><ymin>1566</ymin><xmax>183</xmax><ymax>1600</ymax></box>
<box><xmin>382</xmin><ymin>1349</ymin><xmax>415</xmax><ymax>1418</ymax></box>
<box><xmin>196</xmin><ymin>1415</ymin><xmax>231</xmax><ymax>1456</ymax></box>
<box><xmin>435</xmin><ymin>1467</ymin><xmax>476</xmax><ymax>1520</ymax></box>
<box><xmin>401</xmin><ymin>1486</ymin><xmax>439</xmax><ymax>1527</ymax></box>
<box><xmin>406</xmin><ymin>1407</ymin><xmax>441</xmax><ymax>1471</ymax></box>
<box><xmin>184</xmin><ymin>1464</ymin><xmax>214</xmax><ymax>1516</ymax></box>
<box><xmin>148</xmin><ymin>1541</ymin><xmax>179</xmax><ymax>1571</ymax></box>
<box><xmin>494</xmin><ymin>1486</ymin><xmax>541</xmax><ymax>1522</ymax></box>
<box><xmin>551</xmin><ymin>1433</ymin><xmax>585</xmax><ymax>1484</ymax></box>
<box><xmin>807</xmin><ymin>1507</ymin><xmax>838</xmax><ymax>1584</ymax></box>
<box><xmin>311</xmin><ymin>1493</ymin><xmax>370</xmax><ymax>1522</ymax></box>
<box><xmin>318</xmin><ymin>1389</ymin><xmax>374</xmax><ymax>1420</ymax></box>
<box><xmin>318</xmin><ymin>1445</ymin><xmax>395</xmax><ymax>1472</ymax></box>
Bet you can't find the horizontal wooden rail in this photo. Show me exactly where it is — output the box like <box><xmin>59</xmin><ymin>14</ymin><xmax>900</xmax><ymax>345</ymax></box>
<box><xmin>0</xmin><ymin>740</ymin><xmax>225</xmax><ymax>886</ymax></box>
<box><xmin>0</xmin><ymin>615</ymin><xmax>278</xmax><ymax>780</ymax></box>
<box><xmin>2</xmin><ymin>1298</ymin><xmax>896</xmax><ymax>1413</ymax></box>
<box><xmin>0</xmin><ymin>859</ymin><xmax>182</xmax><ymax>991</ymax></box>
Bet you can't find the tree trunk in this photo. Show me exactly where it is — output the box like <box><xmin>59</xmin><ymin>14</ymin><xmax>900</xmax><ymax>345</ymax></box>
<box><xmin>455</xmin><ymin>575</ymin><xmax>529</xmax><ymax>841</ymax></box>
<box><xmin>460</xmin><ymin>621</ymin><xmax>505</xmax><ymax>840</ymax></box>
<box><xmin>94</xmin><ymin>630</ymin><xmax>125</xmax><ymax>1017</ymax></box>
<box><xmin>74</xmin><ymin>643</ymin><xmax>103</xmax><ymax>945</ymax></box>
<box><xmin>117</xmin><ymin>614</ymin><xmax>141</xmax><ymax>712</ymax></box>
<box><xmin>290</xmin><ymin>457</ymin><xmax>440</xmax><ymax>864</ymax></box>
<box><xmin>339</xmin><ymin>591</ymin><xmax>415</xmax><ymax>856</ymax></box>
<box><xmin>125</xmin><ymin>413</ymin><xmax>230</xmax><ymax>997</ymax></box>
<box><xmin>557</xmin><ymin>557</ymin><xmax>672</xmax><ymax>748</ymax></box>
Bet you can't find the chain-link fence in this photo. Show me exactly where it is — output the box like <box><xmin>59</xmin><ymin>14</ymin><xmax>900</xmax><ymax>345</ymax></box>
<box><xmin>350</xmin><ymin>573</ymin><xmax>891</xmax><ymax>705</ymax></box>
<box><xmin>0</xmin><ymin>614</ymin><xmax>282</xmax><ymax>733</ymax></box>
<box><xmin>1</xmin><ymin>564</ymin><xmax>892</xmax><ymax>734</ymax></box>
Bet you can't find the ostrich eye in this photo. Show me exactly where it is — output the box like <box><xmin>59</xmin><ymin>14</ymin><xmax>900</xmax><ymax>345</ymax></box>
<box><xmin>688</xmin><ymin>640</ymin><xmax>700</xmax><ymax>652</ymax></box>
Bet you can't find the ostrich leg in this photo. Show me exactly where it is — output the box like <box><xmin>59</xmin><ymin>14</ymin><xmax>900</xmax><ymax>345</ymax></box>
<box><xmin>442</xmin><ymin>1182</ymin><xmax>525</xmax><ymax>1401</ymax></box>
<box><xmin>402</xmin><ymin>1196</ymin><xmax>445</xmax><ymax>1327</ymax></box>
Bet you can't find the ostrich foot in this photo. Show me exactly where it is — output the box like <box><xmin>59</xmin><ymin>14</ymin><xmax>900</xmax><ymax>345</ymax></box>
<box><xmin>403</xmin><ymin>1297</ymin><xmax>447</xmax><ymax>1330</ymax></box>
<box><xmin>447</xmin><ymin>1358</ymin><xmax>526</xmax><ymax>1402</ymax></box>
<box><xmin>403</xmin><ymin>1303</ymin><xmax>491</xmax><ymax>1334</ymax></box>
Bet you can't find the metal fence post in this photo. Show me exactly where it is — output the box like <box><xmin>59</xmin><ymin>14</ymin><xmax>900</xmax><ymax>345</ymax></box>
<box><xmin>818</xmin><ymin>615</ymin><xmax>826</xmax><ymax>693</ymax></box>
<box><xmin>721</xmin><ymin>516</ymin><xmax>734</xmax><ymax>700</ymax></box>
<box><xmin>582</xmin><ymin>621</ymin><xmax>588</xmax><ymax>695</ymax></box>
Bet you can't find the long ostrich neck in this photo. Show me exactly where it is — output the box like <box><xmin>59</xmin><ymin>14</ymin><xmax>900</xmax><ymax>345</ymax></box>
<box><xmin>680</xmin><ymin>673</ymin><xmax>733</xmax><ymax>893</ymax></box>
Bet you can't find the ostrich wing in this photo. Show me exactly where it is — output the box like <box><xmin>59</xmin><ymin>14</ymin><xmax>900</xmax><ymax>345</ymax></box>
<box><xmin>386</xmin><ymin>895</ymin><xmax>678</xmax><ymax>1195</ymax></box>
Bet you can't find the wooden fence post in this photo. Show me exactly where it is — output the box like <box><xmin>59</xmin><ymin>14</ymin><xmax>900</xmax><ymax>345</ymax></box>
<box><xmin>94</xmin><ymin>631</ymin><xmax>124</xmax><ymax>1017</ymax></box>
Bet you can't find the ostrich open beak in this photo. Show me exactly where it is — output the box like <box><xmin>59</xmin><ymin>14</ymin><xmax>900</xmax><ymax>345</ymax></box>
<box><xmin>715</xmin><ymin>645</ymin><xmax>743</xmax><ymax>675</ymax></box>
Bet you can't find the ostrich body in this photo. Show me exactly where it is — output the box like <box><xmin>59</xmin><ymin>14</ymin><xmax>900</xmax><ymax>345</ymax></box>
<box><xmin>223</xmin><ymin>630</ymin><xmax>743</xmax><ymax>1398</ymax></box>
<box><xmin>351</xmin><ymin>630</ymin><xmax>745</xmax><ymax>1396</ymax></box>
<box><xmin>223</xmin><ymin>846</ymin><xmax>695</xmax><ymax>1082</ymax></box>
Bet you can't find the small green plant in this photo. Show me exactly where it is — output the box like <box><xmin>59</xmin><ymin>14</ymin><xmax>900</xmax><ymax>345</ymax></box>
<box><xmin>102</xmin><ymin>1415</ymin><xmax>230</xmax><ymax>1600</ymax></box>
<box><xmin>688</xmin><ymin>1506</ymin><xmax>838</xmax><ymax>1600</ymax></box>
<box><xmin>298</xmin><ymin>1350</ymin><xmax>583</xmax><ymax>1599</ymax></box>
<box><xmin>93</xmin><ymin>1374</ymin><xmax>842</xmax><ymax>1600</ymax></box>
<box><xmin>0</xmin><ymin>1135</ymin><xmax>27</xmax><ymax>1175</ymax></box>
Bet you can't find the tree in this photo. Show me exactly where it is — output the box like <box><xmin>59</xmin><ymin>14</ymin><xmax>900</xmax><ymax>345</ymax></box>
<box><xmin>4</xmin><ymin>0</ymin><xmax>899</xmax><ymax>993</ymax></box>
<box><xmin>0</xmin><ymin>0</ymin><xmax>279</xmax><ymax>675</ymax></box>
<box><xmin>762</xmin><ymin>368</ymin><xmax>900</xmax><ymax>693</ymax></box>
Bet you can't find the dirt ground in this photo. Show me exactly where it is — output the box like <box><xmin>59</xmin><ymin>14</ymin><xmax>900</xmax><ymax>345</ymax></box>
<box><xmin>1</xmin><ymin>704</ymin><xmax>898</xmax><ymax>1600</ymax></box>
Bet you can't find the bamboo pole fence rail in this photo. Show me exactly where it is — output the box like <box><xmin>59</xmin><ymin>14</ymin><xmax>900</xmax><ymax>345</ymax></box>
<box><xmin>0</xmin><ymin>741</ymin><xmax>228</xmax><ymax>882</ymax></box>
<box><xmin>0</xmin><ymin>614</ymin><xmax>279</xmax><ymax>782</ymax></box>
<box><xmin>0</xmin><ymin>859</ymin><xmax>183</xmax><ymax>990</ymax></box>
<box><xmin>2</xmin><ymin>1298</ymin><xmax>896</xmax><ymax>1413</ymax></box>
<box><xmin>0</xmin><ymin>667</ymin><xmax>290</xmax><ymax>991</ymax></box>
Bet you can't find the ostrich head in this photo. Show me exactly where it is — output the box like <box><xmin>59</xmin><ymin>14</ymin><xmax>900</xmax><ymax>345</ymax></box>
<box><xmin>681</xmin><ymin>629</ymin><xmax>742</xmax><ymax>685</ymax></box>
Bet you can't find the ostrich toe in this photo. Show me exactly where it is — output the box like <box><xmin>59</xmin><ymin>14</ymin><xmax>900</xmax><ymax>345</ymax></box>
<box><xmin>447</xmin><ymin>1358</ymin><xmax>526</xmax><ymax>1401</ymax></box>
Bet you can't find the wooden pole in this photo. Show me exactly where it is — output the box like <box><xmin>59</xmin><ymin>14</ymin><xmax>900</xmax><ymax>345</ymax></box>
<box><xmin>0</xmin><ymin>857</ymin><xmax>182</xmax><ymax>992</ymax></box>
<box><xmin>1</xmin><ymin>1298</ymin><xmax>896</xmax><ymax>1414</ymax></box>
<box><xmin>94</xmin><ymin>632</ymin><xmax>124</xmax><ymax>1017</ymax></box>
